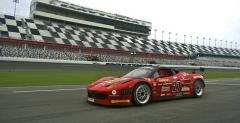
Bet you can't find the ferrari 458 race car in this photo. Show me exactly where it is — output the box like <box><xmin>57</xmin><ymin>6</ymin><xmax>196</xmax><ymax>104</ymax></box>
<box><xmin>87</xmin><ymin>66</ymin><xmax>205</xmax><ymax>106</ymax></box>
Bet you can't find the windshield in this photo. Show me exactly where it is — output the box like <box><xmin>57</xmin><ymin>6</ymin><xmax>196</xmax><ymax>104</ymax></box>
<box><xmin>122</xmin><ymin>68</ymin><xmax>154</xmax><ymax>78</ymax></box>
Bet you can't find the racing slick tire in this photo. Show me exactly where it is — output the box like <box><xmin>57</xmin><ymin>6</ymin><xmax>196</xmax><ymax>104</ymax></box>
<box><xmin>193</xmin><ymin>80</ymin><xmax>204</xmax><ymax>98</ymax></box>
<box><xmin>133</xmin><ymin>83</ymin><xmax>151</xmax><ymax>105</ymax></box>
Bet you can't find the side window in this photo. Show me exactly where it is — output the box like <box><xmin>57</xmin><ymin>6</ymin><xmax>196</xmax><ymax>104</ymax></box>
<box><xmin>171</xmin><ymin>70</ymin><xmax>176</xmax><ymax>75</ymax></box>
<box><xmin>171</xmin><ymin>70</ymin><xmax>179</xmax><ymax>75</ymax></box>
<box><xmin>159</xmin><ymin>69</ymin><xmax>174</xmax><ymax>78</ymax></box>
<box><xmin>153</xmin><ymin>72</ymin><xmax>160</xmax><ymax>78</ymax></box>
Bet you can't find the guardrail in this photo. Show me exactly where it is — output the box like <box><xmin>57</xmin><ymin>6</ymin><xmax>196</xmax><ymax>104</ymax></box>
<box><xmin>0</xmin><ymin>57</ymin><xmax>240</xmax><ymax>70</ymax></box>
<box><xmin>0</xmin><ymin>57</ymin><xmax>106</xmax><ymax>65</ymax></box>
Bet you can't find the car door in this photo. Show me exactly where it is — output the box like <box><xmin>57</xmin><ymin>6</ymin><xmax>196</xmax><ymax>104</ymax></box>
<box><xmin>176</xmin><ymin>71</ymin><xmax>192</xmax><ymax>96</ymax></box>
<box><xmin>155</xmin><ymin>69</ymin><xmax>177</xmax><ymax>97</ymax></box>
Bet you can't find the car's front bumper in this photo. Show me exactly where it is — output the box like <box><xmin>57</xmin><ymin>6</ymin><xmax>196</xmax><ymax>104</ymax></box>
<box><xmin>87</xmin><ymin>91</ymin><xmax>132</xmax><ymax>105</ymax></box>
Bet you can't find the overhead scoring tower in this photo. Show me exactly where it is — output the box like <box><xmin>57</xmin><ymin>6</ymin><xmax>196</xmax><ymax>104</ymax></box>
<box><xmin>30</xmin><ymin>0</ymin><xmax>152</xmax><ymax>37</ymax></box>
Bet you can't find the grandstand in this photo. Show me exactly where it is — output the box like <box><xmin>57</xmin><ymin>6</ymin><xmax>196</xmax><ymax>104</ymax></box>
<box><xmin>30</xmin><ymin>0</ymin><xmax>152</xmax><ymax>36</ymax></box>
<box><xmin>0</xmin><ymin>0</ymin><xmax>240</xmax><ymax>67</ymax></box>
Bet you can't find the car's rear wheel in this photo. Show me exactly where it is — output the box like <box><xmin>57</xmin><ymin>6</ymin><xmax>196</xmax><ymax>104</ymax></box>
<box><xmin>193</xmin><ymin>80</ymin><xmax>204</xmax><ymax>97</ymax></box>
<box><xmin>133</xmin><ymin>83</ymin><xmax>151</xmax><ymax>105</ymax></box>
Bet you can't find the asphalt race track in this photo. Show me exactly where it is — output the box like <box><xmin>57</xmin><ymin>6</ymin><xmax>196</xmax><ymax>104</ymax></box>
<box><xmin>1</xmin><ymin>61</ymin><xmax>239</xmax><ymax>72</ymax></box>
<box><xmin>0</xmin><ymin>61</ymin><xmax>133</xmax><ymax>71</ymax></box>
<box><xmin>0</xmin><ymin>79</ymin><xmax>240</xmax><ymax>123</ymax></box>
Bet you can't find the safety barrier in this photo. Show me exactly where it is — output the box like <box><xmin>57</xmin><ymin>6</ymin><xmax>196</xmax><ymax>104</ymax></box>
<box><xmin>0</xmin><ymin>57</ymin><xmax>240</xmax><ymax>70</ymax></box>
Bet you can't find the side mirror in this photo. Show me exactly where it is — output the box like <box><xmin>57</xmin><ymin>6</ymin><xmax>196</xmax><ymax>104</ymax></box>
<box><xmin>200</xmin><ymin>68</ymin><xmax>205</xmax><ymax>72</ymax></box>
<box><xmin>154</xmin><ymin>78</ymin><xmax>160</xmax><ymax>82</ymax></box>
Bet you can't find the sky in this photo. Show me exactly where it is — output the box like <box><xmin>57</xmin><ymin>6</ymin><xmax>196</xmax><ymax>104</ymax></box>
<box><xmin>0</xmin><ymin>0</ymin><xmax>240</xmax><ymax>49</ymax></box>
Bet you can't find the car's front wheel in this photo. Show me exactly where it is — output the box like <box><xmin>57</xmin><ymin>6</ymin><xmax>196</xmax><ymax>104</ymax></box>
<box><xmin>193</xmin><ymin>80</ymin><xmax>204</xmax><ymax>97</ymax></box>
<box><xmin>133</xmin><ymin>83</ymin><xmax>151</xmax><ymax>105</ymax></box>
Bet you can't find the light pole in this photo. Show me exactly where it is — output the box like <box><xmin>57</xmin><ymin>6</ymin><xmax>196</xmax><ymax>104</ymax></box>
<box><xmin>203</xmin><ymin>37</ymin><xmax>205</xmax><ymax>46</ymax></box>
<box><xmin>208</xmin><ymin>38</ymin><xmax>211</xmax><ymax>47</ymax></box>
<box><xmin>13</xmin><ymin>0</ymin><xmax>19</xmax><ymax>16</ymax></box>
<box><xmin>225</xmin><ymin>40</ymin><xmax>228</xmax><ymax>48</ymax></box>
<box><xmin>220</xmin><ymin>40</ymin><xmax>223</xmax><ymax>48</ymax></box>
<box><xmin>196</xmin><ymin>36</ymin><xmax>199</xmax><ymax>45</ymax></box>
<box><xmin>184</xmin><ymin>35</ymin><xmax>186</xmax><ymax>44</ymax></box>
<box><xmin>168</xmin><ymin>32</ymin><xmax>171</xmax><ymax>42</ymax></box>
<box><xmin>214</xmin><ymin>39</ymin><xmax>217</xmax><ymax>47</ymax></box>
<box><xmin>130</xmin><ymin>50</ymin><xmax>136</xmax><ymax>63</ymax></box>
<box><xmin>0</xmin><ymin>23</ymin><xmax>1</xmax><ymax>37</ymax></box>
<box><xmin>154</xmin><ymin>29</ymin><xmax>157</xmax><ymax>40</ymax></box>
<box><xmin>161</xmin><ymin>31</ymin><xmax>164</xmax><ymax>41</ymax></box>
<box><xmin>175</xmin><ymin>33</ymin><xmax>178</xmax><ymax>42</ymax></box>
<box><xmin>190</xmin><ymin>36</ymin><xmax>193</xmax><ymax>45</ymax></box>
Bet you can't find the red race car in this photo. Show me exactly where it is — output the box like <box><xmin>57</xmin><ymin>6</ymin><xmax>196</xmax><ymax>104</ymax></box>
<box><xmin>87</xmin><ymin>66</ymin><xmax>205</xmax><ymax>106</ymax></box>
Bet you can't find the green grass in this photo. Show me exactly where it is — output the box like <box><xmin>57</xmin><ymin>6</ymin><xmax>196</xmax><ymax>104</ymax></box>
<box><xmin>0</xmin><ymin>70</ymin><xmax>239</xmax><ymax>87</ymax></box>
<box><xmin>0</xmin><ymin>71</ymin><xmax>127</xmax><ymax>87</ymax></box>
<box><xmin>202</xmin><ymin>71</ymin><xmax>240</xmax><ymax>79</ymax></box>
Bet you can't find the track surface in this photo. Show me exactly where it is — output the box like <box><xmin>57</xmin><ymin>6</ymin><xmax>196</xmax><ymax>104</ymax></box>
<box><xmin>1</xmin><ymin>61</ymin><xmax>239</xmax><ymax>72</ymax></box>
<box><xmin>0</xmin><ymin>61</ymin><xmax>133</xmax><ymax>71</ymax></box>
<box><xmin>0</xmin><ymin>79</ymin><xmax>240</xmax><ymax>123</ymax></box>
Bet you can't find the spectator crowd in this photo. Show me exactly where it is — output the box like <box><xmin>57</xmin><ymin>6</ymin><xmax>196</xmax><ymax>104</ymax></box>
<box><xmin>1</xmin><ymin>42</ymin><xmax>240</xmax><ymax>67</ymax></box>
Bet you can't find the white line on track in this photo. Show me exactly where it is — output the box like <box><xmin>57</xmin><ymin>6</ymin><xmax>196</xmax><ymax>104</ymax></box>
<box><xmin>206</xmin><ymin>79</ymin><xmax>240</xmax><ymax>83</ymax></box>
<box><xmin>0</xmin><ymin>85</ymin><xmax>86</xmax><ymax>89</ymax></box>
<box><xmin>9</xmin><ymin>79</ymin><xmax>240</xmax><ymax>93</ymax></box>
<box><xmin>206</xmin><ymin>83</ymin><xmax>240</xmax><ymax>86</ymax></box>
<box><xmin>13</xmin><ymin>88</ymin><xmax>86</xmax><ymax>93</ymax></box>
<box><xmin>0</xmin><ymin>79</ymin><xmax>237</xmax><ymax>89</ymax></box>
<box><xmin>206</xmin><ymin>80</ymin><xmax>220</xmax><ymax>83</ymax></box>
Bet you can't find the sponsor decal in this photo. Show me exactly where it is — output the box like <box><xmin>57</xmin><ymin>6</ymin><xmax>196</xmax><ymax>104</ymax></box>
<box><xmin>153</xmin><ymin>83</ymin><xmax>157</xmax><ymax>86</ymax></box>
<box><xmin>193</xmin><ymin>76</ymin><xmax>203</xmax><ymax>79</ymax></box>
<box><xmin>172</xmin><ymin>81</ymin><xmax>181</xmax><ymax>92</ymax></box>
<box><xmin>161</xmin><ymin>94</ymin><xmax>166</xmax><ymax>96</ymax></box>
<box><xmin>182</xmin><ymin>82</ymin><xmax>192</xmax><ymax>85</ymax></box>
<box><xmin>183</xmin><ymin>92</ymin><xmax>191</xmax><ymax>95</ymax></box>
<box><xmin>157</xmin><ymin>79</ymin><xmax>169</xmax><ymax>83</ymax></box>
<box><xmin>163</xmin><ymin>82</ymin><xmax>172</xmax><ymax>85</ymax></box>
<box><xmin>181</xmin><ymin>86</ymin><xmax>190</xmax><ymax>91</ymax></box>
<box><xmin>161</xmin><ymin>86</ymin><xmax>170</xmax><ymax>92</ymax></box>
<box><xmin>157</xmin><ymin>83</ymin><xmax>163</xmax><ymax>86</ymax></box>
<box><xmin>111</xmin><ymin>99</ymin><xmax>130</xmax><ymax>103</ymax></box>
<box><xmin>175</xmin><ymin>93</ymin><xmax>182</xmax><ymax>97</ymax></box>
<box><xmin>144</xmin><ymin>78</ymin><xmax>152</xmax><ymax>81</ymax></box>
<box><xmin>88</xmin><ymin>97</ymin><xmax>94</xmax><ymax>102</ymax></box>
<box><xmin>105</xmin><ymin>80</ymin><xmax>113</xmax><ymax>84</ymax></box>
<box><xmin>166</xmin><ymin>93</ymin><xmax>172</xmax><ymax>96</ymax></box>
<box><xmin>182</xmin><ymin>73</ymin><xmax>187</xmax><ymax>76</ymax></box>
<box><xmin>106</xmin><ymin>79</ymin><xmax>131</xmax><ymax>89</ymax></box>
<box><xmin>180</xmin><ymin>78</ymin><xmax>190</xmax><ymax>81</ymax></box>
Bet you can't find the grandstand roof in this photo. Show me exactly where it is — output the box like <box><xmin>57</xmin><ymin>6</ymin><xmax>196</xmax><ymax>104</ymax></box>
<box><xmin>30</xmin><ymin>0</ymin><xmax>152</xmax><ymax>36</ymax></box>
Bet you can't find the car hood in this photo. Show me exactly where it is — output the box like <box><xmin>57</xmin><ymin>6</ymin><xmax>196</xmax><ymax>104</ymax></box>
<box><xmin>89</xmin><ymin>77</ymin><xmax>134</xmax><ymax>88</ymax></box>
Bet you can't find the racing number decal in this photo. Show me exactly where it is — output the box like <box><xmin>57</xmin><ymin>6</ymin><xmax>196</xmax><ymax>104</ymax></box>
<box><xmin>172</xmin><ymin>81</ymin><xmax>181</xmax><ymax>92</ymax></box>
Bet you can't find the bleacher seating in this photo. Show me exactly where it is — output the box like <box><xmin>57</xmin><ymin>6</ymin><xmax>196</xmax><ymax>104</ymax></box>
<box><xmin>1</xmin><ymin>41</ymin><xmax>240</xmax><ymax>67</ymax></box>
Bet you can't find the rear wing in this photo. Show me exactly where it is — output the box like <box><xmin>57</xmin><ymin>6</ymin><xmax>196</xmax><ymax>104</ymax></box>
<box><xmin>175</xmin><ymin>67</ymin><xmax>205</xmax><ymax>73</ymax></box>
<box><xmin>103</xmin><ymin>61</ymin><xmax>240</xmax><ymax>71</ymax></box>
<box><xmin>151</xmin><ymin>64</ymin><xmax>240</xmax><ymax>70</ymax></box>
<box><xmin>150</xmin><ymin>64</ymin><xmax>240</xmax><ymax>74</ymax></box>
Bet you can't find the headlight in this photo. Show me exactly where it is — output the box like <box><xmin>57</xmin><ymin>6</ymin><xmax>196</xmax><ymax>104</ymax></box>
<box><xmin>112</xmin><ymin>90</ymin><xmax>117</xmax><ymax>95</ymax></box>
